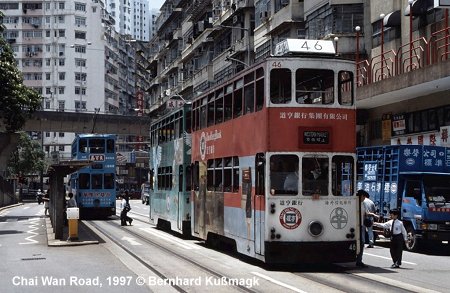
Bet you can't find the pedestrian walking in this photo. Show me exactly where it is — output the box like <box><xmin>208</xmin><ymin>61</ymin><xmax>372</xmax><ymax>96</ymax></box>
<box><xmin>356</xmin><ymin>189</ymin><xmax>368</xmax><ymax>267</ymax></box>
<box><xmin>373</xmin><ymin>209</ymin><xmax>408</xmax><ymax>268</ymax></box>
<box><xmin>120</xmin><ymin>191</ymin><xmax>133</xmax><ymax>226</ymax></box>
<box><xmin>363</xmin><ymin>192</ymin><xmax>377</xmax><ymax>248</ymax></box>
<box><xmin>43</xmin><ymin>189</ymin><xmax>50</xmax><ymax>216</ymax></box>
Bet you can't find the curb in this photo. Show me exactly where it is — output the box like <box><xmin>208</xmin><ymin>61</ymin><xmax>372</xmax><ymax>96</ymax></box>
<box><xmin>45</xmin><ymin>217</ymin><xmax>99</xmax><ymax>247</ymax></box>
<box><xmin>0</xmin><ymin>203</ymin><xmax>24</xmax><ymax>212</ymax></box>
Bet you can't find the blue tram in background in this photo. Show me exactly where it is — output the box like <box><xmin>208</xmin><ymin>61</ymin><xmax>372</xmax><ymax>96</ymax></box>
<box><xmin>69</xmin><ymin>134</ymin><xmax>117</xmax><ymax>218</ymax></box>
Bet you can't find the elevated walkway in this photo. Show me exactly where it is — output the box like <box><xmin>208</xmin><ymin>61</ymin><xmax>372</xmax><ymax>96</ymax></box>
<box><xmin>1</xmin><ymin>111</ymin><xmax>151</xmax><ymax>136</ymax></box>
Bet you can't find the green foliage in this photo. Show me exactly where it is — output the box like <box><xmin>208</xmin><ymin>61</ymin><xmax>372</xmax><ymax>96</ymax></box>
<box><xmin>8</xmin><ymin>132</ymin><xmax>46</xmax><ymax>176</ymax></box>
<box><xmin>0</xmin><ymin>26</ymin><xmax>42</xmax><ymax>133</ymax></box>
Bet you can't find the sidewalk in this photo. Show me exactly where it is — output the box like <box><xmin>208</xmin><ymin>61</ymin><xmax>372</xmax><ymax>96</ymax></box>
<box><xmin>45</xmin><ymin>217</ymin><xmax>101</xmax><ymax>246</ymax></box>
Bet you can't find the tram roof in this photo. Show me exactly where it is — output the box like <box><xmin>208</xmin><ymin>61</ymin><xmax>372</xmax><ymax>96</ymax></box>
<box><xmin>274</xmin><ymin>39</ymin><xmax>336</xmax><ymax>56</ymax></box>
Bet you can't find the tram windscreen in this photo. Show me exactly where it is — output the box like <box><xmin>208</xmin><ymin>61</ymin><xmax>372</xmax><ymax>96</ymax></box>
<box><xmin>270</xmin><ymin>155</ymin><xmax>299</xmax><ymax>195</ymax></box>
<box><xmin>302</xmin><ymin>156</ymin><xmax>329</xmax><ymax>196</ymax></box>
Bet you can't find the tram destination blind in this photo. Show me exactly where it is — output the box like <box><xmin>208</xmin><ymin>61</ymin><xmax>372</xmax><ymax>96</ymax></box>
<box><xmin>302</xmin><ymin>130</ymin><xmax>329</xmax><ymax>144</ymax></box>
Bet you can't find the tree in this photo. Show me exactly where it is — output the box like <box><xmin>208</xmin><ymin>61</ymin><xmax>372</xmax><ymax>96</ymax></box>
<box><xmin>0</xmin><ymin>11</ymin><xmax>42</xmax><ymax>133</ymax></box>
<box><xmin>7</xmin><ymin>132</ymin><xmax>46</xmax><ymax>178</ymax></box>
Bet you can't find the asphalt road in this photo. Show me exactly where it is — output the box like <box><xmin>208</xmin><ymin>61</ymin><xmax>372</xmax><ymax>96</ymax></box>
<box><xmin>1</xmin><ymin>201</ymin><xmax>449</xmax><ymax>293</ymax></box>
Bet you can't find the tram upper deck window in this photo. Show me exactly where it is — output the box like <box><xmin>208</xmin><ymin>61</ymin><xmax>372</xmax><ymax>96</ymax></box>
<box><xmin>338</xmin><ymin>71</ymin><xmax>354</xmax><ymax>106</ymax></box>
<box><xmin>295</xmin><ymin>69</ymin><xmax>334</xmax><ymax>104</ymax></box>
<box><xmin>79</xmin><ymin>138</ymin><xmax>87</xmax><ymax>153</ymax></box>
<box><xmin>302</xmin><ymin>156</ymin><xmax>329</xmax><ymax>196</ymax></box>
<box><xmin>270</xmin><ymin>68</ymin><xmax>292</xmax><ymax>104</ymax></box>
<box><xmin>234</xmin><ymin>79</ymin><xmax>244</xmax><ymax>118</ymax></box>
<box><xmin>269</xmin><ymin>155</ymin><xmax>299</xmax><ymax>195</ymax></box>
<box><xmin>90</xmin><ymin>138</ymin><xmax>105</xmax><ymax>153</ymax></box>
<box><xmin>106</xmin><ymin>139</ymin><xmax>115</xmax><ymax>153</ymax></box>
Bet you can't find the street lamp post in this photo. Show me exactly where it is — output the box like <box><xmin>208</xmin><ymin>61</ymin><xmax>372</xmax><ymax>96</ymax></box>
<box><xmin>71</xmin><ymin>42</ymin><xmax>91</xmax><ymax>111</ymax></box>
<box><xmin>409</xmin><ymin>0</ymin><xmax>414</xmax><ymax>70</ymax></box>
<box><xmin>355</xmin><ymin>26</ymin><xmax>361</xmax><ymax>86</ymax></box>
<box><xmin>334</xmin><ymin>36</ymin><xmax>339</xmax><ymax>55</ymax></box>
<box><xmin>380</xmin><ymin>13</ymin><xmax>385</xmax><ymax>80</ymax></box>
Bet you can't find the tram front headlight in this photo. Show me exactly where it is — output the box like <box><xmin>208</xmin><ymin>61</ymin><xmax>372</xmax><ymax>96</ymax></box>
<box><xmin>308</xmin><ymin>221</ymin><xmax>324</xmax><ymax>237</ymax></box>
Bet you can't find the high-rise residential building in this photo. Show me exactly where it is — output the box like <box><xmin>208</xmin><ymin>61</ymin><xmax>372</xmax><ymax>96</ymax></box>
<box><xmin>149</xmin><ymin>9</ymin><xmax>159</xmax><ymax>38</ymax></box>
<box><xmin>0</xmin><ymin>0</ymin><xmax>139</xmax><ymax>156</ymax></box>
<box><xmin>104</xmin><ymin>0</ymin><xmax>151</xmax><ymax>41</ymax></box>
<box><xmin>1</xmin><ymin>0</ymin><xmax>107</xmax><ymax>155</ymax></box>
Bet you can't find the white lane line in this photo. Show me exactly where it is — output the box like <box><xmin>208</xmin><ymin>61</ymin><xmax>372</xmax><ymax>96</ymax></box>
<box><xmin>365</xmin><ymin>252</ymin><xmax>417</xmax><ymax>265</ymax></box>
<box><xmin>354</xmin><ymin>273</ymin><xmax>441</xmax><ymax>293</ymax></box>
<box><xmin>23</xmin><ymin>207</ymin><xmax>30</xmax><ymax>210</ymax></box>
<box><xmin>251</xmin><ymin>272</ymin><xmax>308</xmax><ymax>293</ymax></box>
<box><xmin>139</xmin><ymin>227</ymin><xmax>199</xmax><ymax>250</ymax></box>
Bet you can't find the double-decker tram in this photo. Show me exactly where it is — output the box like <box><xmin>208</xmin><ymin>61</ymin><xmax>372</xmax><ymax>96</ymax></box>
<box><xmin>148</xmin><ymin>104</ymin><xmax>192</xmax><ymax>235</ymax></box>
<box><xmin>190</xmin><ymin>39</ymin><xmax>359</xmax><ymax>263</ymax></box>
<box><xmin>69</xmin><ymin>134</ymin><xmax>117</xmax><ymax>219</ymax></box>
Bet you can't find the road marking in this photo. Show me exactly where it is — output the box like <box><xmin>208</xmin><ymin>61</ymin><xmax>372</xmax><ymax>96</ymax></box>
<box><xmin>139</xmin><ymin>227</ymin><xmax>200</xmax><ymax>250</ymax></box>
<box><xmin>355</xmin><ymin>273</ymin><xmax>441</xmax><ymax>293</ymax></box>
<box><xmin>251</xmin><ymin>272</ymin><xmax>308</xmax><ymax>293</ymax></box>
<box><xmin>19</xmin><ymin>218</ymin><xmax>40</xmax><ymax>245</ymax></box>
<box><xmin>121</xmin><ymin>236</ymin><xmax>142</xmax><ymax>246</ymax></box>
<box><xmin>23</xmin><ymin>207</ymin><xmax>30</xmax><ymax>210</ymax></box>
<box><xmin>365</xmin><ymin>252</ymin><xmax>417</xmax><ymax>265</ymax></box>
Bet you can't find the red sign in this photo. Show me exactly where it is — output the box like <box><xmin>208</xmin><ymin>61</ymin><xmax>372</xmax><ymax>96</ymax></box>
<box><xmin>89</xmin><ymin>154</ymin><xmax>105</xmax><ymax>161</ymax></box>
<box><xmin>279</xmin><ymin>207</ymin><xmax>302</xmax><ymax>229</ymax></box>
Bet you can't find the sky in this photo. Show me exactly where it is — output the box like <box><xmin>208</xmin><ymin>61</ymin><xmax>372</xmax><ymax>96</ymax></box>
<box><xmin>149</xmin><ymin>0</ymin><xmax>165</xmax><ymax>10</ymax></box>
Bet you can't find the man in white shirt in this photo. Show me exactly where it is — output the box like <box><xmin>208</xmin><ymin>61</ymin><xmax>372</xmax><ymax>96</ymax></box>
<box><xmin>67</xmin><ymin>192</ymin><xmax>77</xmax><ymax>208</ymax></box>
<box><xmin>373</xmin><ymin>209</ymin><xmax>408</xmax><ymax>268</ymax></box>
<box><xmin>363</xmin><ymin>193</ymin><xmax>376</xmax><ymax>247</ymax></box>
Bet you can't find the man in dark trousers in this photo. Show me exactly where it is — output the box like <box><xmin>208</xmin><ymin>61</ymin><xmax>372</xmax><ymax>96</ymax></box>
<box><xmin>374</xmin><ymin>209</ymin><xmax>408</xmax><ymax>268</ymax></box>
<box><xmin>120</xmin><ymin>191</ymin><xmax>133</xmax><ymax>226</ymax></box>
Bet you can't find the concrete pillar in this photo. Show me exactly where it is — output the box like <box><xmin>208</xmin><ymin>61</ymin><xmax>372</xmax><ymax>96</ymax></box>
<box><xmin>49</xmin><ymin>171</ymin><xmax>65</xmax><ymax>240</ymax></box>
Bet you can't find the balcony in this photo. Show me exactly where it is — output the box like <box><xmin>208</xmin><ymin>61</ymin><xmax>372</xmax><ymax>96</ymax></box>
<box><xmin>357</xmin><ymin>25</ymin><xmax>450</xmax><ymax>109</ymax></box>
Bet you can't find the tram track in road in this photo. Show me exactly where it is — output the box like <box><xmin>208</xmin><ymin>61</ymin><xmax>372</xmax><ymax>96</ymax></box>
<box><xmin>293</xmin><ymin>266</ymin><xmax>439</xmax><ymax>293</ymax></box>
<box><xmin>87</xmin><ymin>219</ymin><xmax>258</xmax><ymax>293</ymax></box>
<box><xmin>107</xmin><ymin>209</ymin><xmax>440</xmax><ymax>293</ymax></box>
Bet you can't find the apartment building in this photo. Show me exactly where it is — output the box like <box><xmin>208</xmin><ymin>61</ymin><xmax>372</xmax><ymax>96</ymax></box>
<box><xmin>147</xmin><ymin>0</ymin><xmax>450</xmax><ymax>147</ymax></box>
<box><xmin>104</xmin><ymin>0</ymin><xmax>151</xmax><ymax>41</ymax></box>
<box><xmin>0</xmin><ymin>0</ymin><xmax>140</xmax><ymax>155</ymax></box>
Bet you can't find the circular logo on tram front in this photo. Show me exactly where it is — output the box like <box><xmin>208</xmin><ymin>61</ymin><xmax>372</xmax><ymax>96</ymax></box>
<box><xmin>330</xmin><ymin>207</ymin><xmax>348</xmax><ymax>229</ymax></box>
<box><xmin>200</xmin><ymin>132</ymin><xmax>206</xmax><ymax>160</ymax></box>
<box><xmin>279</xmin><ymin>207</ymin><xmax>302</xmax><ymax>229</ymax></box>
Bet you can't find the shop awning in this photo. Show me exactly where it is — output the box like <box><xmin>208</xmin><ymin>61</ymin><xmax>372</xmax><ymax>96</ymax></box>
<box><xmin>404</xmin><ymin>0</ymin><xmax>429</xmax><ymax>16</ymax></box>
<box><xmin>383</xmin><ymin>10</ymin><xmax>401</xmax><ymax>27</ymax></box>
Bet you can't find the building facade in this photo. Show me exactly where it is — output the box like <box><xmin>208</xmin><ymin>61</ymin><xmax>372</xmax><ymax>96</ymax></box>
<box><xmin>146</xmin><ymin>0</ymin><xmax>450</xmax><ymax>148</ymax></box>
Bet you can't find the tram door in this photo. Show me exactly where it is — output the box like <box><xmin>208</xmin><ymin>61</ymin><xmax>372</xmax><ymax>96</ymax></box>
<box><xmin>254</xmin><ymin>154</ymin><xmax>265</xmax><ymax>255</ymax></box>
<box><xmin>193</xmin><ymin>162</ymin><xmax>207</xmax><ymax>238</ymax></box>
